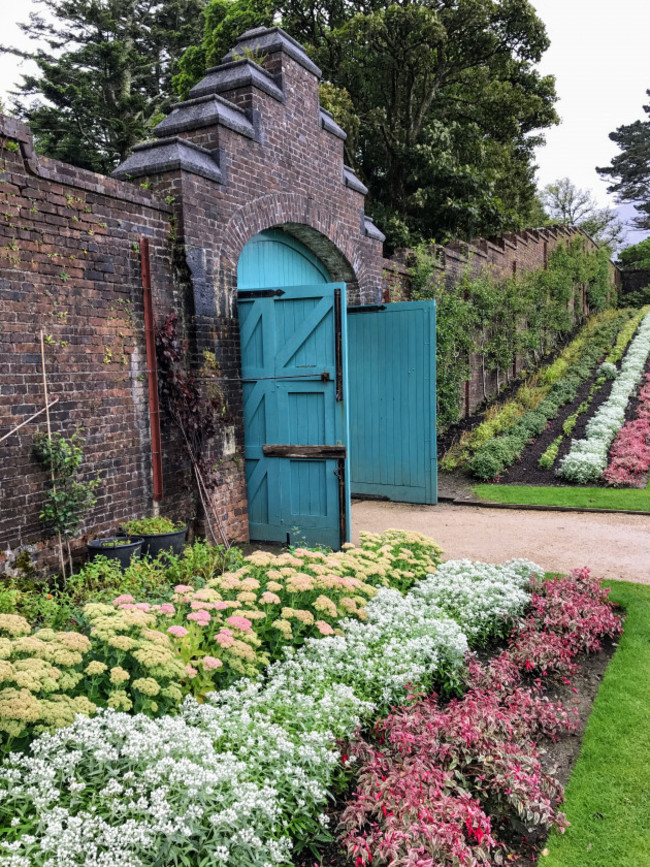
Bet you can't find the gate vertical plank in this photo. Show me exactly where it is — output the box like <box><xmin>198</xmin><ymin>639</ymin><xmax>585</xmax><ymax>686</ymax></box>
<box><xmin>347</xmin><ymin>301</ymin><xmax>437</xmax><ymax>504</ymax></box>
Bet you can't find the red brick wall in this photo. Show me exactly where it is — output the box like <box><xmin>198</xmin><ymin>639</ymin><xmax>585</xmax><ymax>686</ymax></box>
<box><xmin>0</xmin><ymin>26</ymin><xmax>385</xmax><ymax>575</ymax></box>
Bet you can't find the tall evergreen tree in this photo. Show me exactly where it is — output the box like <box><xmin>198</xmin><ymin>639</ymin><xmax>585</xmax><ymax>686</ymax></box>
<box><xmin>597</xmin><ymin>90</ymin><xmax>650</xmax><ymax>231</ymax></box>
<box><xmin>176</xmin><ymin>0</ymin><xmax>558</xmax><ymax>249</ymax></box>
<box><xmin>3</xmin><ymin>0</ymin><xmax>207</xmax><ymax>173</ymax></box>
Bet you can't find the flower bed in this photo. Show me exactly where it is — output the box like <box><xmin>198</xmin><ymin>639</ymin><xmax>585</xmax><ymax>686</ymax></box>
<box><xmin>339</xmin><ymin>569</ymin><xmax>623</xmax><ymax>867</ymax></box>
<box><xmin>0</xmin><ymin>532</ymin><xmax>443</xmax><ymax>752</ymax></box>
<box><xmin>558</xmin><ymin>312</ymin><xmax>650</xmax><ymax>483</ymax></box>
<box><xmin>0</xmin><ymin>558</ymin><xmax>541</xmax><ymax>865</ymax></box>
<box><xmin>441</xmin><ymin>309</ymin><xmax>637</xmax><ymax>475</ymax></box>
<box><xmin>601</xmin><ymin>372</ymin><xmax>650</xmax><ymax>487</ymax></box>
<box><xmin>466</xmin><ymin>311</ymin><xmax>635</xmax><ymax>481</ymax></box>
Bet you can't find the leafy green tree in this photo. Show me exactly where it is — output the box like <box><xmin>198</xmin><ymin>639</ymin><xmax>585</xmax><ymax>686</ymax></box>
<box><xmin>177</xmin><ymin>0</ymin><xmax>559</xmax><ymax>249</ymax></box>
<box><xmin>618</xmin><ymin>238</ymin><xmax>650</xmax><ymax>271</ymax></box>
<box><xmin>540</xmin><ymin>177</ymin><xmax>626</xmax><ymax>251</ymax></box>
<box><xmin>3</xmin><ymin>0</ymin><xmax>207</xmax><ymax>173</ymax></box>
<box><xmin>597</xmin><ymin>90</ymin><xmax>650</xmax><ymax>231</ymax></box>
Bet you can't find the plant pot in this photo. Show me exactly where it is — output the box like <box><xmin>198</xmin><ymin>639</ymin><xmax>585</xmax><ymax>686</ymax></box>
<box><xmin>87</xmin><ymin>536</ymin><xmax>144</xmax><ymax>568</ymax></box>
<box><xmin>137</xmin><ymin>525</ymin><xmax>188</xmax><ymax>558</ymax></box>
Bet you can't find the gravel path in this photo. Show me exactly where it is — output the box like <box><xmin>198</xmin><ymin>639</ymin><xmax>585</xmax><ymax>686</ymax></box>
<box><xmin>352</xmin><ymin>500</ymin><xmax>650</xmax><ymax>584</ymax></box>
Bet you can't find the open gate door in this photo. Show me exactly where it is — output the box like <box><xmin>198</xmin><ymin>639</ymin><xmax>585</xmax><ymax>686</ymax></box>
<box><xmin>238</xmin><ymin>284</ymin><xmax>351</xmax><ymax>549</ymax></box>
<box><xmin>347</xmin><ymin>300</ymin><xmax>437</xmax><ymax>504</ymax></box>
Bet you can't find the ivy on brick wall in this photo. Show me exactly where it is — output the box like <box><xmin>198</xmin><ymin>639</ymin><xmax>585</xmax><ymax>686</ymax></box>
<box><xmin>411</xmin><ymin>240</ymin><xmax>614</xmax><ymax>429</ymax></box>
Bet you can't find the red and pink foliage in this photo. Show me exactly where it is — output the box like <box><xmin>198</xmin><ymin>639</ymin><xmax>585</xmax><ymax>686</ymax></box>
<box><xmin>603</xmin><ymin>373</ymin><xmax>650</xmax><ymax>487</ymax></box>
<box><xmin>338</xmin><ymin>570</ymin><xmax>623</xmax><ymax>866</ymax></box>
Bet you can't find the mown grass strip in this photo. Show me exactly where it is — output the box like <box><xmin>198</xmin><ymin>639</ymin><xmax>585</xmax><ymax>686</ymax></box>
<box><xmin>473</xmin><ymin>483</ymin><xmax>650</xmax><ymax>511</ymax></box>
<box><xmin>542</xmin><ymin>580</ymin><xmax>650</xmax><ymax>867</ymax></box>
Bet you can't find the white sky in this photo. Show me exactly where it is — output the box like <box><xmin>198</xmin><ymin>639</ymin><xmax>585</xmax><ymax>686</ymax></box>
<box><xmin>1</xmin><ymin>0</ymin><xmax>649</xmax><ymax>244</ymax></box>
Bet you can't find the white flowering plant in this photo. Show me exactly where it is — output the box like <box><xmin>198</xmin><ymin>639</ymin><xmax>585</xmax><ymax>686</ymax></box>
<box><xmin>413</xmin><ymin>559</ymin><xmax>538</xmax><ymax>646</ymax></box>
<box><xmin>0</xmin><ymin>556</ymin><xmax>542</xmax><ymax>864</ymax></box>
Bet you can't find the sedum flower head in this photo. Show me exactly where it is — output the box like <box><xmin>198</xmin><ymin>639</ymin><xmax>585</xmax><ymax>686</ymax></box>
<box><xmin>109</xmin><ymin>666</ymin><xmax>130</xmax><ymax>685</ymax></box>
<box><xmin>0</xmin><ymin>614</ymin><xmax>31</xmax><ymax>637</ymax></box>
<box><xmin>85</xmin><ymin>660</ymin><xmax>108</xmax><ymax>676</ymax></box>
<box><xmin>132</xmin><ymin>677</ymin><xmax>161</xmax><ymax>697</ymax></box>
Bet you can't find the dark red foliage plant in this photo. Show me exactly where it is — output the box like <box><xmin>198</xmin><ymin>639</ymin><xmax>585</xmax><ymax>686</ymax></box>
<box><xmin>338</xmin><ymin>569</ymin><xmax>623</xmax><ymax>866</ymax></box>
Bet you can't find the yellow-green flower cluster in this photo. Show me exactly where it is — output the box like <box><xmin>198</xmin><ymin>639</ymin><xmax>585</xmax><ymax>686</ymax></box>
<box><xmin>0</xmin><ymin>618</ymin><xmax>95</xmax><ymax>747</ymax></box>
<box><xmin>81</xmin><ymin>604</ymin><xmax>187</xmax><ymax>716</ymax></box>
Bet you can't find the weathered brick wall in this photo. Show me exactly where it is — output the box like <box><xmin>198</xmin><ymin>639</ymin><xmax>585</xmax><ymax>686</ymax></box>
<box><xmin>0</xmin><ymin>26</ymin><xmax>385</xmax><ymax>575</ymax></box>
<box><xmin>0</xmin><ymin>117</ymin><xmax>192</xmax><ymax>574</ymax></box>
<box><xmin>383</xmin><ymin>226</ymin><xmax>620</xmax><ymax>416</ymax></box>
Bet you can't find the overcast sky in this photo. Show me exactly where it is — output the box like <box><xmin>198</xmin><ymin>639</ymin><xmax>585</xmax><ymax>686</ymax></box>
<box><xmin>1</xmin><ymin>0</ymin><xmax>649</xmax><ymax>244</ymax></box>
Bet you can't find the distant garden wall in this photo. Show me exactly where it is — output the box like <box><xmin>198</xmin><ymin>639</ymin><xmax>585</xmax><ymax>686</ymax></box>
<box><xmin>382</xmin><ymin>227</ymin><xmax>621</xmax><ymax>419</ymax></box>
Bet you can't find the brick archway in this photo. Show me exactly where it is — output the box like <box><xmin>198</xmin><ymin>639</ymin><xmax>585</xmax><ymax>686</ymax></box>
<box><xmin>219</xmin><ymin>192</ymin><xmax>375</xmax><ymax>311</ymax></box>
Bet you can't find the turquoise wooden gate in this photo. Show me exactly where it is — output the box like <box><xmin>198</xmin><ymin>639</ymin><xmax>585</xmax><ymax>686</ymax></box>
<box><xmin>347</xmin><ymin>301</ymin><xmax>437</xmax><ymax>504</ymax></box>
<box><xmin>238</xmin><ymin>230</ymin><xmax>351</xmax><ymax>549</ymax></box>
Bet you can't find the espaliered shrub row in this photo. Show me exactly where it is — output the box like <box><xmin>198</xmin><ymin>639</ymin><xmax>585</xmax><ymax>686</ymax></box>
<box><xmin>602</xmin><ymin>373</ymin><xmax>650</xmax><ymax>487</ymax></box>
<box><xmin>0</xmin><ymin>532</ymin><xmax>443</xmax><ymax>752</ymax></box>
<box><xmin>339</xmin><ymin>569</ymin><xmax>623</xmax><ymax>867</ymax></box>
<box><xmin>412</xmin><ymin>239</ymin><xmax>614</xmax><ymax>429</ymax></box>
<box><xmin>468</xmin><ymin>311</ymin><xmax>635</xmax><ymax>480</ymax></box>
<box><xmin>559</xmin><ymin>312</ymin><xmax>650</xmax><ymax>483</ymax></box>
<box><xmin>0</xmin><ymin>558</ymin><xmax>541</xmax><ymax>866</ymax></box>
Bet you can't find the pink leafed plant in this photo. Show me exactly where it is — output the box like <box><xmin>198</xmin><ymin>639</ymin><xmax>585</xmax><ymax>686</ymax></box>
<box><xmin>603</xmin><ymin>374</ymin><xmax>650</xmax><ymax>487</ymax></box>
<box><xmin>338</xmin><ymin>569</ymin><xmax>622</xmax><ymax>866</ymax></box>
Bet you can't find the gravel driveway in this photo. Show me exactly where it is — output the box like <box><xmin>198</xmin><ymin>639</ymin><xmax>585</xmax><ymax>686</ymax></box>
<box><xmin>352</xmin><ymin>500</ymin><xmax>650</xmax><ymax>584</ymax></box>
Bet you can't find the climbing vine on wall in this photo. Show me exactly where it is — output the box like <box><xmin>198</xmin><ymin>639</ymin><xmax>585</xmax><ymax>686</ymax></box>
<box><xmin>411</xmin><ymin>240</ymin><xmax>615</xmax><ymax>429</ymax></box>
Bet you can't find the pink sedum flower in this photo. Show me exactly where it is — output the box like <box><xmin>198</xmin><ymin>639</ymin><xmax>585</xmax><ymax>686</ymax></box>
<box><xmin>167</xmin><ymin>625</ymin><xmax>189</xmax><ymax>638</ymax></box>
<box><xmin>159</xmin><ymin>603</ymin><xmax>175</xmax><ymax>616</ymax></box>
<box><xmin>134</xmin><ymin>602</ymin><xmax>151</xmax><ymax>611</ymax></box>
<box><xmin>213</xmin><ymin>600</ymin><xmax>229</xmax><ymax>610</ymax></box>
<box><xmin>201</xmin><ymin>656</ymin><xmax>223</xmax><ymax>671</ymax></box>
<box><xmin>113</xmin><ymin>594</ymin><xmax>135</xmax><ymax>606</ymax></box>
<box><xmin>226</xmin><ymin>615</ymin><xmax>252</xmax><ymax>633</ymax></box>
<box><xmin>187</xmin><ymin>610</ymin><xmax>211</xmax><ymax>624</ymax></box>
<box><xmin>174</xmin><ymin>584</ymin><xmax>194</xmax><ymax>594</ymax></box>
<box><xmin>215</xmin><ymin>628</ymin><xmax>235</xmax><ymax>648</ymax></box>
<box><xmin>315</xmin><ymin>620</ymin><xmax>334</xmax><ymax>635</ymax></box>
<box><xmin>185</xmin><ymin>664</ymin><xmax>198</xmax><ymax>678</ymax></box>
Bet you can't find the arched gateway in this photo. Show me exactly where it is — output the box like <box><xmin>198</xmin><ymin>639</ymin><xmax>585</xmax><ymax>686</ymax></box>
<box><xmin>113</xmin><ymin>25</ymin><xmax>436</xmax><ymax>549</ymax></box>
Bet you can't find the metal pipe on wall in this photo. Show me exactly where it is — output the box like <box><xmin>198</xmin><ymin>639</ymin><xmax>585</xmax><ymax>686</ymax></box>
<box><xmin>140</xmin><ymin>237</ymin><xmax>164</xmax><ymax>501</ymax></box>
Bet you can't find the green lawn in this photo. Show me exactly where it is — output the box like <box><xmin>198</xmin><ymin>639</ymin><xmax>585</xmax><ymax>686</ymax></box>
<box><xmin>542</xmin><ymin>581</ymin><xmax>650</xmax><ymax>866</ymax></box>
<box><xmin>473</xmin><ymin>483</ymin><xmax>650</xmax><ymax>511</ymax></box>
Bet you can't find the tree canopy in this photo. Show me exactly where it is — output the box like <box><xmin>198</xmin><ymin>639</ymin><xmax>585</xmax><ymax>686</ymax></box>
<box><xmin>540</xmin><ymin>177</ymin><xmax>626</xmax><ymax>252</ymax></box>
<box><xmin>618</xmin><ymin>238</ymin><xmax>650</xmax><ymax>272</ymax></box>
<box><xmin>176</xmin><ymin>0</ymin><xmax>559</xmax><ymax>250</ymax></box>
<box><xmin>3</xmin><ymin>0</ymin><xmax>207</xmax><ymax>174</ymax></box>
<box><xmin>597</xmin><ymin>90</ymin><xmax>650</xmax><ymax>232</ymax></box>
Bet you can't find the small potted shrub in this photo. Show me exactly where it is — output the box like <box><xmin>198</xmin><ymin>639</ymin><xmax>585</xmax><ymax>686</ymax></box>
<box><xmin>119</xmin><ymin>516</ymin><xmax>187</xmax><ymax>558</ymax></box>
<box><xmin>86</xmin><ymin>535</ymin><xmax>144</xmax><ymax>568</ymax></box>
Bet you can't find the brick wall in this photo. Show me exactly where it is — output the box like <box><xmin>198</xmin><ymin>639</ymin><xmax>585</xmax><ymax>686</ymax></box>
<box><xmin>383</xmin><ymin>226</ymin><xmax>620</xmax><ymax>416</ymax></box>
<box><xmin>0</xmin><ymin>26</ymin><xmax>385</xmax><ymax>575</ymax></box>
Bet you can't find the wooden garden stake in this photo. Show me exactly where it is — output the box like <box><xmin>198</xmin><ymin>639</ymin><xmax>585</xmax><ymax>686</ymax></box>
<box><xmin>40</xmin><ymin>330</ymin><xmax>67</xmax><ymax>579</ymax></box>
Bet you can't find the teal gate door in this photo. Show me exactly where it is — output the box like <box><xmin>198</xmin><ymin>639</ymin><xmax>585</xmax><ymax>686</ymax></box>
<box><xmin>238</xmin><ymin>230</ymin><xmax>350</xmax><ymax>549</ymax></box>
<box><xmin>347</xmin><ymin>301</ymin><xmax>437</xmax><ymax>504</ymax></box>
